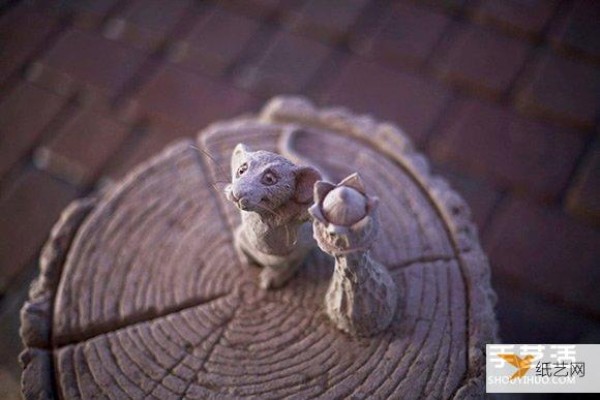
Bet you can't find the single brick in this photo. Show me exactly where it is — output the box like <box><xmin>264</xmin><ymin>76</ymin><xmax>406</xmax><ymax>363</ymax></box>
<box><xmin>70</xmin><ymin>0</ymin><xmax>121</xmax><ymax>30</ymax></box>
<box><xmin>429</xmin><ymin>98</ymin><xmax>584</xmax><ymax>200</ymax></box>
<box><xmin>103</xmin><ymin>120</ymin><xmax>195</xmax><ymax>181</ymax></box>
<box><xmin>517</xmin><ymin>50</ymin><xmax>600</xmax><ymax>129</ymax></box>
<box><xmin>0</xmin><ymin>5</ymin><xmax>60</xmax><ymax>84</ymax></box>
<box><xmin>34</xmin><ymin>108</ymin><xmax>132</xmax><ymax>186</ymax></box>
<box><xmin>351</xmin><ymin>2</ymin><xmax>451</xmax><ymax>68</ymax></box>
<box><xmin>284</xmin><ymin>0</ymin><xmax>369</xmax><ymax>43</ymax></box>
<box><xmin>28</xmin><ymin>28</ymin><xmax>146</xmax><ymax>99</ymax></box>
<box><xmin>484</xmin><ymin>198</ymin><xmax>600</xmax><ymax>315</ymax></box>
<box><xmin>135</xmin><ymin>65</ymin><xmax>258</xmax><ymax>130</ymax></box>
<box><xmin>321</xmin><ymin>57</ymin><xmax>450</xmax><ymax>144</ymax></box>
<box><xmin>0</xmin><ymin>84</ymin><xmax>67</xmax><ymax>178</ymax></box>
<box><xmin>236</xmin><ymin>30</ymin><xmax>332</xmax><ymax>96</ymax></box>
<box><xmin>435</xmin><ymin>24</ymin><xmax>531</xmax><ymax>98</ymax></box>
<box><xmin>549</xmin><ymin>0</ymin><xmax>600</xmax><ymax>63</ymax></box>
<box><xmin>30</xmin><ymin>0</ymin><xmax>120</xmax><ymax>29</ymax></box>
<box><xmin>103</xmin><ymin>0</ymin><xmax>193</xmax><ymax>51</ymax></box>
<box><xmin>272</xmin><ymin>0</ymin><xmax>317</xmax><ymax>20</ymax></box>
<box><xmin>472</xmin><ymin>0</ymin><xmax>558</xmax><ymax>38</ymax></box>
<box><xmin>167</xmin><ymin>6</ymin><xmax>260</xmax><ymax>77</ymax></box>
<box><xmin>0</xmin><ymin>168</ymin><xmax>78</xmax><ymax>293</ymax></box>
<box><xmin>433</xmin><ymin>164</ymin><xmax>499</xmax><ymax>230</ymax></box>
<box><xmin>217</xmin><ymin>0</ymin><xmax>284</xmax><ymax>20</ymax></box>
<box><xmin>413</xmin><ymin>0</ymin><xmax>467</xmax><ymax>13</ymax></box>
<box><xmin>494</xmin><ymin>279</ymin><xmax>600</xmax><ymax>344</ymax></box>
<box><xmin>566</xmin><ymin>140</ymin><xmax>600</xmax><ymax>226</ymax></box>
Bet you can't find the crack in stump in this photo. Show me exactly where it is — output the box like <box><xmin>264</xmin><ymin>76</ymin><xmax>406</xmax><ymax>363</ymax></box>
<box><xmin>53</xmin><ymin>292</ymin><xmax>230</xmax><ymax>349</ymax></box>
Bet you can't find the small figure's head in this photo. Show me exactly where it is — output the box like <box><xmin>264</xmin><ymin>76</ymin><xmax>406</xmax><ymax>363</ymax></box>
<box><xmin>309</xmin><ymin>173</ymin><xmax>379</xmax><ymax>254</ymax></box>
<box><xmin>224</xmin><ymin>143</ymin><xmax>321</xmax><ymax>214</ymax></box>
<box><xmin>322</xmin><ymin>186</ymin><xmax>368</xmax><ymax>226</ymax></box>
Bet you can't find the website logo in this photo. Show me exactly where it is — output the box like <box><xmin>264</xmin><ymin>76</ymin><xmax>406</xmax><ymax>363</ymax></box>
<box><xmin>486</xmin><ymin>344</ymin><xmax>598</xmax><ymax>393</ymax></box>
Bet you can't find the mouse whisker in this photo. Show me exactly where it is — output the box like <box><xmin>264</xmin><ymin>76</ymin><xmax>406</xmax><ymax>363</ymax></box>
<box><xmin>208</xmin><ymin>182</ymin><xmax>223</xmax><ymax>195</ymax></box>
<box><xmin>189</xmin><ymin>143</ymin><xmax>230</xmax><ymax>182</ymax></box>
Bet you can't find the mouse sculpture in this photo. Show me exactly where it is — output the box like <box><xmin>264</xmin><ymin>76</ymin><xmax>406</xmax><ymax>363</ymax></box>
<box><xmin>225</xmin><ymin>143</ymin><xmax>321</xmax><ymax>289</ymax></box>
<box><xmin>309</xmin><ymin>173</ymin><xmax>398</xmax><ymax>337</ymax></box>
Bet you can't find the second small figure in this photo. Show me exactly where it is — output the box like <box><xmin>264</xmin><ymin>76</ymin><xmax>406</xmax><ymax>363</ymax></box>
<box><xmin>309</xmin><ymin>173</ymin><xmax>398</xmax><ymax>337</ymax></box>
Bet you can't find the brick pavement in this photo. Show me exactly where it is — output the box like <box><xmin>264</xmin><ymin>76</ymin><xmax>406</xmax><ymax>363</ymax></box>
<box><xmin>1</xmin><ymin>0</ymin><xmax>599</xmax><ymax>397</ymax></box>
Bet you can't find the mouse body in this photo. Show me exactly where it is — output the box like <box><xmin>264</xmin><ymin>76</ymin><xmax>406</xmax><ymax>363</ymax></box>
<box><xmin>225</xmin><ymin>143</ymin><xmax>321</xmax><ymax>289</ymax></box>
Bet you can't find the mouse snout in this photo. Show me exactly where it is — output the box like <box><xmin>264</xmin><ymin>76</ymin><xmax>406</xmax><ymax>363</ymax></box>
<box><xmin>231</xmin><ymin>186</ymin><xmax>246</xmax><ymax>202</ymax></box>
<box><xmin>230</xmin><ymin>185</ymin><xmax>255</xmax><ymax>210</ymax></box>
<box><xmin>224</xmin><ymin>184</ymin><xmax>238</xmax><ymax>202</ymax></box>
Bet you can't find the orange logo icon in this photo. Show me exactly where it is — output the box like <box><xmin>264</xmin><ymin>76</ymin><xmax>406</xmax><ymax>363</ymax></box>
<box><xmin>498</xmin><ymin>354</ymin><xmax>535</xmax><ymax>380</ymax></box>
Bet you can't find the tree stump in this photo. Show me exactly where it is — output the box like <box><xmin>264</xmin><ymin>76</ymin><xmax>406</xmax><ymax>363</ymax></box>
<box><xmin>20</xmin><ymin>97</ymin><xmax>498</xmax><ymax>399</ymax></box>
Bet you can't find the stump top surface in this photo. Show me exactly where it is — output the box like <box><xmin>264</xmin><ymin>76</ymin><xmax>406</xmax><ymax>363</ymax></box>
<box><xmin>21</xmin><ymin>97</ymin><xmax>497</xmax><ymax>399</ymax></box>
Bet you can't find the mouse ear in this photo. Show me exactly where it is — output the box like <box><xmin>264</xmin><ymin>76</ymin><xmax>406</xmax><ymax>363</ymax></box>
<box><xmin>231</xmin><ymin>143</ymin><xmax>250</xmax><ymax>175</ymax></box>
<box><xmin>294</xmin><ymin>166</ymin><xmax>322</xmax><ymax>204</ymax></box>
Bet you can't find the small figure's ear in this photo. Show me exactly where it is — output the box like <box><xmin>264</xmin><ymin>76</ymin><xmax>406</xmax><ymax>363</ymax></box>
<box><xmin>231</xmin><ymin>143</ymin><xmax>250</xmax><ymax>175</ymax></box>
<box><xmin>294</xmin><ymin>166</ymin><xmax>321</xmax><ymax>204</ymax></box>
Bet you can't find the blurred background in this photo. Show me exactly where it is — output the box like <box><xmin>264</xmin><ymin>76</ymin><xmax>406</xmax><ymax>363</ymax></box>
<box><xmin>0</xmin><ymin>0</ymin><xmax>598</xmax><ymax>398</ymax></box>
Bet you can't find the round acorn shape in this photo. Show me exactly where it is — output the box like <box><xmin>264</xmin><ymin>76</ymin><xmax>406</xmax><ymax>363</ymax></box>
<box><xmin>309</xmin><ymin>173</ymin><xmax>381</xmax><ymax>255</ymax></box>
<box><xmin>322</xmin><ymin>186</ymin><xmax>368</xmax><ymax>226</ymax></box>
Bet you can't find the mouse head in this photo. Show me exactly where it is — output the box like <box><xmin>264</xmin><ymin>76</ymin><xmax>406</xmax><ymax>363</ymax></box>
<box><xmin>224</xmin><ymin>143</ymin><xmax>321</xmax><ymax>215</ymax></box>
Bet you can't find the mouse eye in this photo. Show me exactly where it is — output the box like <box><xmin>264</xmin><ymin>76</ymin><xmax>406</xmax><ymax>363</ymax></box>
<box><xmin>261</xmin><ymin>171</ymin><xmax>278</xmax><ymax>186</ymax></box>
<box><xmin>236</xmin><ymin>163</ymin><xmax>248</xmax><ymax>177</ymax></box>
